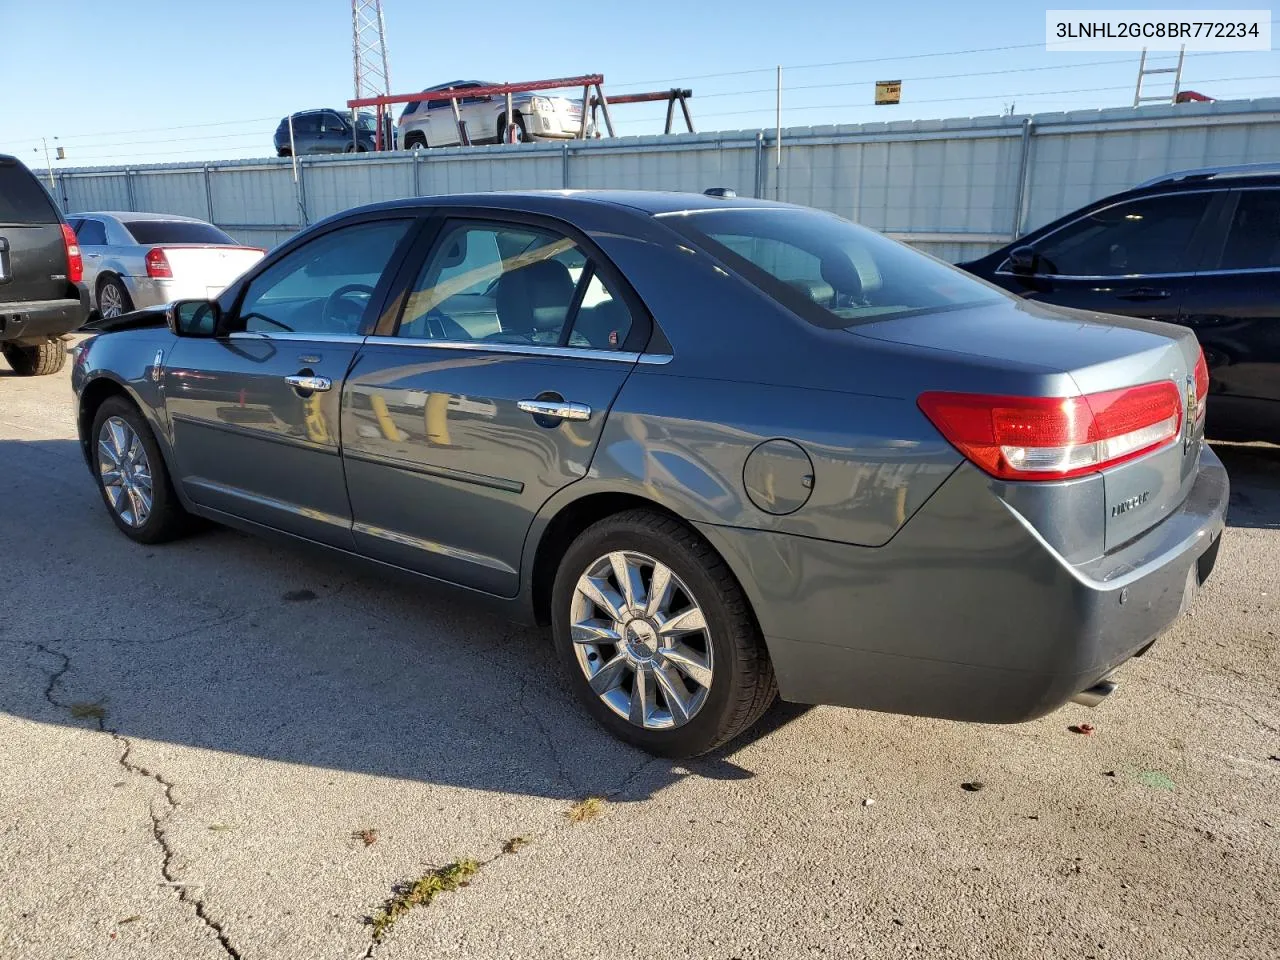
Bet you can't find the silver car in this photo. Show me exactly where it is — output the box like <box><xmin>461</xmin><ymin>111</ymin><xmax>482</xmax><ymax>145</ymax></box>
<box><xmin>68</xmin><ymin>212</ymin><xmax>265</xmax><ymax>319</ymax></box>
<box><xmin>397</xmin><ymin>81</ymin><xmax>588</xmax><ymax>148</ymax></box>
<box><xmin>72</xmin><ymin>192</ymin><xmax>1228</xmax><ymax>758</ymax></box>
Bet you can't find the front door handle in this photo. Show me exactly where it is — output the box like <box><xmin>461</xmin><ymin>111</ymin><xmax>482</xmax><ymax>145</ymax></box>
<box><xmin>518</xmin><ymin>398</ymin><xmax>591</xmax><ymax>421</ymax></box>
<box><xmin>285</xmin><ymin>374</ymin><xmax>332</xmax><ymax>393</ymax></box>
<box><xmin>1116</xmin><ymin>286</ymin><xmax>1170</xmax><ymax>301</ymax></box>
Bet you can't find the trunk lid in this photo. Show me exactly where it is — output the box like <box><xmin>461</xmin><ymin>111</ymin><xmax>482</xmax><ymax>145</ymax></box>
<box><xmin>856</xmin><ymin>298</ymin><xmax>1205</xmax><ymax>550</ymax></box>
<box><xmin>157</xmin><ymin>245</ymin><xmax>264</xmax><ymax>291</ymax></box>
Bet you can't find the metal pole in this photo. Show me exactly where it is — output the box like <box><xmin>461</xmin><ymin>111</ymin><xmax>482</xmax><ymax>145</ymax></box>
<box><xmin>1172</xmin><ymin>44</ymin><xmax>1186</xmax><ymax>103</ymax></box>
<box><xmin>288</xmin><ymin>114</ymin><xmax>299</xmax><ymax>182</ymax></box>
<box><xmin>679</xmin><ymin>92</ymin><xmax>695</xmax><ymax>133</ymax></box>
<box><xmin>754</xmin><ymin>131</ymin><xmax>764</xmax><ymax>198</ymax></box>
<box><xmin>664</xmin><ymin>94</ymin><xmax>676</xmax><ymax>136</ymax></box>
<box><xmin>40</xmin><ymin>138</ymin><xmax>54</xmax><ymax>192</ymax></box>
<box><xmin>580</xmin><ymin>85</ymin><xmax>591</xmax><ymax>139</ymax></box>
<box><xmin>450</xmin><ymin>96</ymin><xmax>469</xmax><ymax>146</ymax></box>
<box><xmin>505</xmin><ymin>91</ymin><xmax>514</xmax><ymax>143</ymax></box>
<box><xmin>595</xmin><ymin>84</ymin><xmax>615</xmax><ymax>138</ymax></box>
<box><xmin>1012</xmin><ymin>118</ymin><xmax>1035</xmax><ymax>239</ymax></box>
<box><xmin>775</xmin><ymin>65</ymin><xmax>782</xmax><ymax>200</ymax></box>
<box><xmin>1133</xmin><ymin>48</ymin><xmax>1148</xmax><ymax>107</ymax></box>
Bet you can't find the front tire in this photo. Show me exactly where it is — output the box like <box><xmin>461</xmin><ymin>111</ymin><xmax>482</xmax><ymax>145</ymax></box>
<box><xmin>497</xmin><ymin>113</ymin><xmax>528</xmax><ymax>144</ymax></box>
<box><xmin>2</xmin><ymin>340</ymin><xmax>66</xmax><ymax>376</ymax></box>
<box><xmin>91</xmin><ymin>397</ymin><xmax>191</xmax><ymax>544</ymax></box>
<box><xmin>551</xmin><ymin>509</ymin><xmax>776</xmax><ymax>757</ymax></box>
<box><xmin>97</xmin><ymin>275</ymin><xmax>133</xmax><ymax>320</ymax></box>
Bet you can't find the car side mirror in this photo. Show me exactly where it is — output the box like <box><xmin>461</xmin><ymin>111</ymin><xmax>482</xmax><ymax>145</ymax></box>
<box><xmin>1007</xmin><ymin>246</ymin><xmax>1040</xmax><ymax>275</ymax></box>
<box><xmin>167</xmin><ymin>300</ymin><xmax>221</xmax><ymax>338</ymax></box>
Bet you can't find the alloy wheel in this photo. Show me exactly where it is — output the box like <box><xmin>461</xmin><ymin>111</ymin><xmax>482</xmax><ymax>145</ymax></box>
<box><xmin>99</xmin><ymin>283</ymin><xmax>124</xmax><ymax>319</ymax></box>
<box><xmin>97</xmin><ymin>416</ymin><xmax>153</xmax><ymax>527</ymax></box>
<box><xmin>570</xmin><ymin>551</ymin><xmax>714</xmax><ymax>730</ymax></box>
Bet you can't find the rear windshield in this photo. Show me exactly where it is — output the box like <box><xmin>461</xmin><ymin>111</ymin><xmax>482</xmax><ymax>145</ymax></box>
<box><xmin>124</xmin><ymin>220</ymin><xmax>235</xmax><ymax>245</ymax></box>
<box><xmin>0</xmin><ymin>160</ymin><xmax>59</xmax><ymax>224</ymax></box>
<box><xmin>664</xmin><ymin>207</ymin><xmax>1004</xmax><ymax>328</ymax></box>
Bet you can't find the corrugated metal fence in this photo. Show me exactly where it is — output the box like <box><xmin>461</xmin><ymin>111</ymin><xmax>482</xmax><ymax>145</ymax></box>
<box><xmin>44</xmin><ymin>97</ymin><xmax>1280</xmax><ymax>261</ymax></box>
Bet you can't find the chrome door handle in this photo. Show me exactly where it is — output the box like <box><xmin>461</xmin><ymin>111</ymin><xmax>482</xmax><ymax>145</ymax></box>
<box><xmin>285</xmin><ymin>374</ymin><xmax>332</xmax><ymax>392</ymax></box>
<box><xmin>517</xmin><ymin>399</ymin><xmax>591</xmax><ymax>421</ymax></box>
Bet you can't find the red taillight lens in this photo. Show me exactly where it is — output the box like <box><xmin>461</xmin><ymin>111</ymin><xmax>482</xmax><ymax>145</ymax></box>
<box><xmin>918</xmin><ymin>381</ymin><xmax>1183</xmax><ymax>481</ymax></box>
<box><xmin>145</xmin><ymin>247</ymin><xmax>172</xmax><ymax>279</ymax></box>
<box><xmin>60</xmin><ymin>223</ymin><xmax>83</xmax><ymax>284</ymax></box>
<box><xmin>1193</xmin><ymin>346</ymin><xmax>1210</xmax><ymax>405</ymax></box>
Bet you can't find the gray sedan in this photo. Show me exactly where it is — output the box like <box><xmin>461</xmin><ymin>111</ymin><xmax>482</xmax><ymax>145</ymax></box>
<box><xmin>71</xmin><ymin>191</ymin><xmax>1228</xmax><ymax>757</ymax></box>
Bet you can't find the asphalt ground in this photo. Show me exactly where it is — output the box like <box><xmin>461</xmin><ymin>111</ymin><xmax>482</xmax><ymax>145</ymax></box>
<box><xmin>1</xmin><ymin>347</ymin><xmax>1277</xmax><ymax>960</ymax></box>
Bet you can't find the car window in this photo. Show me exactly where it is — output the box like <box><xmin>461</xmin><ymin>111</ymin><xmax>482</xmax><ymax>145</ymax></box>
<box><xmin>666</xmin><ymin>207</ymin><xmax>1002</xmax><ymax>329</ymax></box>
<box><xmin>124</xmin><ymin>220</ymin><xmax>235</xmax><ymax>245</ymax></box>
<box><xmin>0</xmin><ymin>159</ymin><xmax>58</xmax><ymax>223</ymax></box>
<box><xmin>1216</xmin><ymin>190</ymin><xmax>1280</xmax><ymax>271</ymax></box>
<box><xmin>1029</xmin><ymin>193</ymin><xmax>1211</xmax><ymax>277</ymax></box>
<box><xmin>321</xmin><ymin>113</ymin><xmax>347</xmax><ymax>133</ymax></box>
<box><xmin>292</xmin><ymin>114</ymin><xmax>320</xmax><ymax>135</ymax></box>
<box><xmin>76</xmin><ymin>219</ymin><xmax>107</xmax><ymax>245</ymax></box>
<box><xmin>236</xmin><ymin>219</ymin><xmax>411</xmax><ymax>335</ymax></box>
<box><xmin>398</xmin><ymin>221</ymin><xmax>631</xmax><ymax>349</ymax></box>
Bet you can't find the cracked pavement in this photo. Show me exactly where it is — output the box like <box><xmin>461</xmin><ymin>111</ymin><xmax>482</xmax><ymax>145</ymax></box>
<box><xmin>2</xmin><ymin>350</ymin><xmax>1278</xmax><ymax>959</ymax></box>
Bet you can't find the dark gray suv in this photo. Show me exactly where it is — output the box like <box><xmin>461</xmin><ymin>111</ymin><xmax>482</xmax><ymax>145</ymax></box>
<box><xmin>274</xmin><ymin>110</ymin><xmax>383</xmax><ymax>156</ymax></box>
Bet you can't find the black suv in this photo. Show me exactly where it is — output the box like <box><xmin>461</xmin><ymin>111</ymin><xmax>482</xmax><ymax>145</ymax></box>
<box><xmin>961</xmin><ymin>164</ymin><xmax>1280</xmax><ymax>443</ymax></box>
<box><xmin>1</xmin><ymin>155</ymin><xmax>89</xmax><ymax>376</ymax></box>
<box><xmin>274</xmin><ymin>109</ymin><xmax>387</xmax><ymax>156</ymax></box>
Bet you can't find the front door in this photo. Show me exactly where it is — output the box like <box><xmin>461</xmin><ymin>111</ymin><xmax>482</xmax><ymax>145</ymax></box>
<box><xmin>341</xmin><ymin>216</ymin><xmax>644</xmax><ymax>596</ymax></box>
<box><xmin>163</xmin><ymin>217</ymin><xmax>416</xmax><ymax>546</ymax></box>
<box><xmin>995</xmin><ymin>191</ymin><xmax>1219</xmax><ymax>324</ymax></box>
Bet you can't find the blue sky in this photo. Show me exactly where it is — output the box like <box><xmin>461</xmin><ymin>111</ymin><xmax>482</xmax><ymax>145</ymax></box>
<box><xmin>2</xmin><ymin>0</ymin><xmax>1276</xmax><ymax>167</ymax></box>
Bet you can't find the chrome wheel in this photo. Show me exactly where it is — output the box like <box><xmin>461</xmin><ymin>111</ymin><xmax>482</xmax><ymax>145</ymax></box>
<box><xmin>99</xmin><ymin>282</ymin><xmax>125</xmax><ymax>319</ymax></box>
<box><xmin>98</xmin><ymin>416</ymin><xmax>153</xmax><ymax>527</ymax></box>
<box><xmin>570</xmin><ymin>551</ymin><xmax>714</xmax><ymax>730</ymax></box>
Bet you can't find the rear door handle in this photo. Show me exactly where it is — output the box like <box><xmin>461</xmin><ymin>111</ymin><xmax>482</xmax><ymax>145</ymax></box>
<box><xmin>285</xmin><ymin>374</ymin><xmax>332</xmax><ymax>393</ymax></box>
<box><xmin>517</xmin><ymin>399</ymin><xmax>591</xmax><ymax>421</ymax></box>
<box><xmin>1116</xmin><ymin>287</ymin><xmax>1170</xmax><ymax>301</ymax></box>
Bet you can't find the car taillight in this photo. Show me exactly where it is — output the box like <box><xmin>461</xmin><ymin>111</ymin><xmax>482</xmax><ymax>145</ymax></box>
<box><xmin>918</xmin><ymin>381</ymin><xmax>1183</xmax><ymax>481</ymax></box>
<box><xmin>145</xmin><ymin>247</ymin><xmax>172</xmax><ymax>279</ymax></box>
<box><xmin>61</xmin><ymin>223</ymin><xmax>82</xmax><ymax>283</ymax></box>
<box><xmin>1193</xmin><ymin>346</ymin><xmax>1209</xmax><ymax>422</ymax></box>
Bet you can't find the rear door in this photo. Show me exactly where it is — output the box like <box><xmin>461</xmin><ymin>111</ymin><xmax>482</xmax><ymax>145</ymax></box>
<box><xmin>994</xmin><ymin>191</ymin><xmax>1220</xmax><ymax>323</ymax></box>
<box><xmin>1180</xmin><ymin>186</ymin><xmax>1280</xmax><ymax>414</ymax></box>
<box><xmin>340</xmin><ymin>214</ymin><xmax>647</xmax><ymax>596</ymax></box>
<box><xmin>163</xmin><ymin>216</ymin><xmax>418</xmax><ymax>546</ymax></box>
<box><xmin>0</xmin><ymin>158</ymin><xmax>65</xmax><ymax>303</ymax></box>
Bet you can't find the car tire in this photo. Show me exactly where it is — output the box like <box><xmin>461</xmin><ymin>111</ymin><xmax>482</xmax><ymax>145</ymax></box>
<box><xmin>404</xmin><ymin>132</ymin><xmax>427</xmax><ymax>150</ymax></box>
<box><xmin>97</xmin><ymin>275</ymin><xmax>133</xmax><ymax>320</ymax></box>
<box><xmin>551</xmin><ymin>509</ymin><xmax>777</xmax><ymax>758</ymax></box>
<box><xmin>2</xmin><ymin>339</ymin><xmax>67</xmax><ymax>376</ymax></box>
<box><xmin>90</xmin><ymin>396</ymin><xmax>191</xmax><ymax>544</ymax></box>
<box><xmin>497</xmin><ymin>113</ymin><xmax>528</xmax><ymax>144</ymax></box>
<box><xmin>278</xmin><ymin>147</ymin><xmax>292</xmax><ymax>157</ymax></box>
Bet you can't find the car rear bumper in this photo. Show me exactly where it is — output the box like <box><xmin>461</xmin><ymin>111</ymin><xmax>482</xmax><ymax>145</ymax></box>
<box><xmin>0</xmin><ymin>285</ymin><xmax>91</xmax><ymax>343</ymax></box>
<box><xmin>696</xmin><ymin>446</ymin><xmax>1229</xmax><ymax>723</ymax></box>
<box><xmin>125</xmin><ymin>277</ymin><xmax>227</xmax><ymax>310</ymax></box>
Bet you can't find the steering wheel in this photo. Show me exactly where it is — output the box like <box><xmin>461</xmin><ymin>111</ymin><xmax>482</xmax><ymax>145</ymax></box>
<box><xmin>322</xmin><ymin>283</ymin><xmax>376</xmax><ymax>332</ymax></box>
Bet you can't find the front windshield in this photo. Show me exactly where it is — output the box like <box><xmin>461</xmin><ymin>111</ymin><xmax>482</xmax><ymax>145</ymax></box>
<box><xmin>356</xmin><ymin>113</ymin><xmax>377</xmax><ymax>130</ymax></box>
<box><xmin>665</xmin><ymin>207</ymin><xmax>1004</xmax><ymax>328</ymax></box>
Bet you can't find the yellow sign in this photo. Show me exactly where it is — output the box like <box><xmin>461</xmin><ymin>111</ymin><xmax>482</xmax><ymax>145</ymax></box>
<box><xmin>875</xmin><ymin>80</ymin><xmax>902</xmax><ymax>105</ymax></box>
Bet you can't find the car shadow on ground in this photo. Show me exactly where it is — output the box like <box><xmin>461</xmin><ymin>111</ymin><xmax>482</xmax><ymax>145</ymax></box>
<box><xmin>0</xmin><ymin>438</ymin><xmax>815</xmax><ymax>805</ymax></box>
<box><xmin>3</xmin><ymin>437</ymin><xmax>1273</xmax><ymax>803</ymax></box>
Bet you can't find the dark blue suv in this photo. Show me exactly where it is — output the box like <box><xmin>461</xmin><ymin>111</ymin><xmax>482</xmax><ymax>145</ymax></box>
<box><xmin>274</xmin><ymin>110</ymin><xmax>386</xmax><ymax>156</ymax></box>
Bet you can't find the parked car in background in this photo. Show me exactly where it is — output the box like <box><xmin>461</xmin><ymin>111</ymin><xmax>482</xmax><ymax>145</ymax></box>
<box><xmin>67</xmin><ymin>212</ymin><xmax>264</xmax><ymax>320</ymax></box>
<box><xmin>0</xmin><ymin>153</ymin><xmax>89</xmax><ymax>375</ymax></box>
<box><xmin>961</xmin><ymin>163</ymin><xmax>1280</xmax><ymax>443</ymax></box>
<box><xmin>274</xmin><ymin>110</ymin><xmax>388</xmax><ymax>156</ymax></box>
<box><xmin>397</xmin><ymin>81</ymin><xmax>588</xmax><ymax>148</ymax></box>
<box><xmin>72</xmin><ymin>191</ymin><xmax>1226</xmax><ymax>757</ymax></box>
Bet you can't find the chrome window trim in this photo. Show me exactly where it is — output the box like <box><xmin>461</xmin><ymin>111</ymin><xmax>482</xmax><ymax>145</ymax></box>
<box><xmin>997</xmin><ymin>187</ymin><xmax>1221</xmax><ymax>279</ymax></box>
<box><xmin>993</xmin><ymin>269</ymin><xmax>1197</xmax><ymax>281</ymax></box>
<box><xmin>361</xmin><ymin>334</ymin><xmax>672</xmax><ymax>364</ymax></box>
<box><xmin>226</xmin><ymin>331</ymin><xmax>369</xmax><ymax>344</ymax></box>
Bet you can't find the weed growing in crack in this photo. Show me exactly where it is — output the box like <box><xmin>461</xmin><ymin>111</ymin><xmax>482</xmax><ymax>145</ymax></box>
<box><xmin>368</xmin><ymin>860</ymin><xmax>479</xmax><ymax>943</ymax></box>
<box><xmin>566</xmin><ymin>797</ymin><xmax>604</xmax><ymax>823</ymax></box>
<box><xmin>69</xmin><ymin>701</ymin><xmax>106</xmax><ymax>721</ymax></box>
<box><xmin>502</xmin><ymin>836</ymin><xmax>530</xmax><ymax>854</ymax></box>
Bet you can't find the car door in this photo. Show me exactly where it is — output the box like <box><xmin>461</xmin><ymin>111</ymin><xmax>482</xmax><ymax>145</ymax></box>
<box><xmin>75</xmin><ymin>217</ymin><xmax>108</xmax><ymax>296</ymax></box>
<box><xmin>162</xmin><ymin>215</ymin><xmax>419</xmax><ymax>546</ymax></box>
<box><xmin>340</xmin><ymin>214</ymin><xmax>647</xmax><ymax>596</ymax></box>
<box><xmin>292</xmin><ymin>113</ymin><xmax>321</xmax><ymax>154</ymax></box>
<box><xmin>991</xmin><ymin>191</ymin><xmax>1220</xmax><ymax>324</ymax></box>
<box><xmin>1179</xmin><ymin>186</ymin><xmax>1280</xmax><ymax>421</ymax></box>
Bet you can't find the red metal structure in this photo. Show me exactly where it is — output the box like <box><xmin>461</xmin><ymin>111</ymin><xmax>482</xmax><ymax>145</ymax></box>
<box><xmin>592</xmin><ymin>88</ymin><xmax>694</xmax><ymax>135</ymax></box>
<box><xmin>348</xmin><ymin>74</ymin><xmax>612</xmax><ymax>150</ymax></box>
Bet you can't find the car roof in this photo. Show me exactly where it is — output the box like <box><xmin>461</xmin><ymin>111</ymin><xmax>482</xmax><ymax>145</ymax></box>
<box><xmin>69</xmin><ymin>211</ymin><xmax>211</xmax><ymax>223</ymax></box>
<box><xmin>341</xmin><ymin>189</ymin><xmax>800</xmax><ymax>220</ymax></box>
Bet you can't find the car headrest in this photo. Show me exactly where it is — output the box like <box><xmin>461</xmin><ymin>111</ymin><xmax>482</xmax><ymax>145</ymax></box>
<box><xmin>819</xmin><ymin>255</ymin><xmax>863</xmax><ymax>299</ymax></box>
<box><xmin>495</xmin><ymin>259</ymin><xmax>575</xmax><ymax>334</ymax></box>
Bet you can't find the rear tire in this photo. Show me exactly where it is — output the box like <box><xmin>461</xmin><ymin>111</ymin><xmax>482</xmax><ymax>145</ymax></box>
<box><xmin>90</xmin><ymin>396</ymin><xmax>191</xmax><ymax>544</ymax></box>
<box><xmin>496</xmin><ymin>113</ymin><xmax>528</xmax><ymax>144</ymax></box>
<box><xmin>2</xmin><ymin>340</ymin><xmax>66</xmax><ymax>376</ymax></box>
<box><xmin>97</xmin><ymin>275</ymin><xmax>133</xmax><ymax>320</ymax></box>
<box><xmin>404</xmin><ymin>132</ymin><xmax>427</xmax><ymax>150</ymax></box>
<box><xmin>278</xmin><ymin>147</ymin><xmax>292</xmax><ymax>157</ymax></box>
<box><xmin>551</xmin><ymin>509</ymin><xmax>777</xmax><ymax>758</ymax></box>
